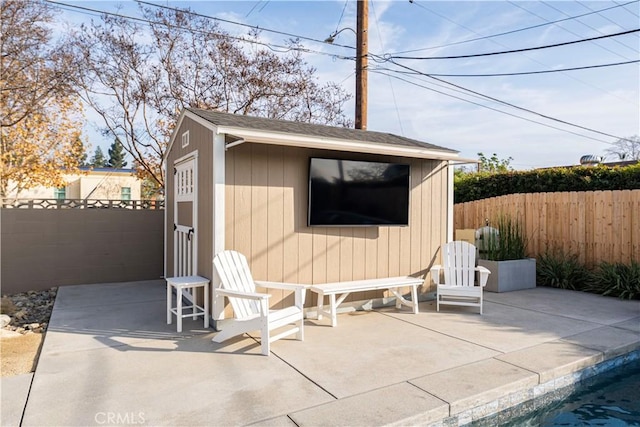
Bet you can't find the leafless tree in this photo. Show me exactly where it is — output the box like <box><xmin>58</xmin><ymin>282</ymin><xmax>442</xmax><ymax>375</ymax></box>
<box><xmin>71</xmin><ymin>5</ymin><xmax>352</xmax><ymax>191</ymax></box>
<box><xmin>605</xmin><ymin>135</ymin><xmax>640</xmax><ymax>161</ymax></box>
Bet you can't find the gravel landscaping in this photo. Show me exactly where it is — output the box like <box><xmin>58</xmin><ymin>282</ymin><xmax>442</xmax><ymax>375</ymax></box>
<box><xmin>1</xmin><ymin>288</ymin><xmax>57</xmax><ymax>377</ymax></box>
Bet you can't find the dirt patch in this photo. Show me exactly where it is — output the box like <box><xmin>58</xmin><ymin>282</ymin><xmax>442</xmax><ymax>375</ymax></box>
<box><xmin>1</xmin><ymin>332</ymin><xmax>44</xmax><ymax>376</ymax></box>
<box><xmin>1</xmin><ymin>288</ymin><xmax>56</xmax><ymax>377</ymax></box>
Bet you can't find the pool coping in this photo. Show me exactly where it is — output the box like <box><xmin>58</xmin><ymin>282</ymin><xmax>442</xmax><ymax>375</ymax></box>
<box><xmin>433</xmin><ymin>349</ymin><xmax>640</xmax><ymax>426</ymax></box>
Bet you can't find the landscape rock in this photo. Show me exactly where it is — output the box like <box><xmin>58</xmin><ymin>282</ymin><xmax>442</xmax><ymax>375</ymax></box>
<box><xmin>0</xmin><ymin>297</ymin><xmax>17</xmax><ymax>315</ymax></box>
<box><xmin>1</xmin><ymin>289</ymin><xmax>55</xmax><ymax>378</ymax></box>
<box><xmin>0</xmin><ymin>314</ymin><xmax>11</xmax><ymax>328</ymax></box>
<box><xmin>1</xmin><ymin>288</ymin><xmax>57</xmax><ymax>334</ymax></box>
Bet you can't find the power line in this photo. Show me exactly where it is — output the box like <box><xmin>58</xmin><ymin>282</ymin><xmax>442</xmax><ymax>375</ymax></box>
<box><xmin>615</xmin><ymin>0</ymin><xmax>640</xmax><ymax>17</ymax></box>
<box><xmin>136</xmin><ymin>0</ymin><xmax>355</xmax><ymax>51</ymax></box>
<box><xmin>403</xmin><ymin>0</ymin><xmax>638</xmax><ymax>105</ymax></box>
<box><xmin>382</xmin><ymin>58</ymin><xmax>631</xmax><ymax>142</ymax></box>
<box><xmin>545</xmin><ymin>0</ymin><xmax>638</xmax><ymax>53</ymax></box>
<box><xmin>45</xmin><ymin>0</ymin><xmax>354</xmax><ymax>60</ymax></box>
<box><xmin>395</xmin><ymin>0</ymin><xmax>638</xmax><ymax>55</ymax></box>
<box><xmin>512</xmin><ymin>1</ymin><xmax>637</xmax><ymax>61</ymax></box>
<box><xmin>334</xmin><ymin>0</ymin><xmax>349</xmax><ymax>34</ymax></box>
<box><xmin>370</xmin><ymin>0</ymin><xmax>404</xmax><ymax>136</ymax></box>
<box><xmin>390</xmin><ymin>28</ymin><xmax>640</xmax><ymax>60</ymax></box>
<box><xmin>369</xmin><ymin>69</ymin><xmax>616</xmax><ymax>146</ymax></box>
<box><xmin>245</xmin><ymin>1</ymin><xmax>261</xmax><ymax>18</ymax></box>
<box><xmin>44</xmin><ymin>0</ymin><xmax>637</xmax><ymax>145</ymax></box>
<box><xmin>372</xmin><ymin>59</ymin><xmax>639</xmax><ymax>77</ymax></box>
<box><xmin>245</xmin><ymin>1</ymin><xmax>270</xmax><ymax>18</ymax></box>
<box><xmin>577</xmin><ymin>1</ymin><xmax>635</xmax><ymax>28</ymax></box>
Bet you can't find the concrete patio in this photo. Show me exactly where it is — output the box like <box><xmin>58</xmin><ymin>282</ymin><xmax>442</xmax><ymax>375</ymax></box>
<box><xmin>3</xmin><ymin>280</ymin><xmax>639</xmax><ymax>426</ymax></box>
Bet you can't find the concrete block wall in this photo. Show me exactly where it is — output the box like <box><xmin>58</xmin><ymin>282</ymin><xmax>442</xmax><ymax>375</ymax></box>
<box><xmin>1</xmin><ymin>209</ymin><xmax>164</xmax><ymax>294</ymax></box>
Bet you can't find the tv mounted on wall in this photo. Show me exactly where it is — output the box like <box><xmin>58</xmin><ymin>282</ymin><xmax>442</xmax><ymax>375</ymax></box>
<box><xmin>308</xmin><ymin>158</ymin><xmax>410</xmax><ymax>227</ymax></box>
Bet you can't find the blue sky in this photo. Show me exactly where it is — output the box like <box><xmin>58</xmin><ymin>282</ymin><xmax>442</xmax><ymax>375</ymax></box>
<box><xmin>56</xmin><ymin>1</ymin><xmax>639</xmax><ymax>169</ymax></box>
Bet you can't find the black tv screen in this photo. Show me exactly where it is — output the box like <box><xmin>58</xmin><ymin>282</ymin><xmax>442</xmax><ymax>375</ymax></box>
<box><xmin>308</xmin><ymin>158</ymin><xmax>410</xmax><ymax>226</ymax></box>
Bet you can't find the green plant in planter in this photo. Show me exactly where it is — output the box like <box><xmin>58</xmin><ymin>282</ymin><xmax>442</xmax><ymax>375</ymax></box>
<box><xmin>536</xmin><ymin>250</ymin><xmax>591</xmax><ymax>290</ymax></box>
<box><xmin>482</xmin><ymin>214</ymin><xmax>527</xmax><ymax>261</ymax></box>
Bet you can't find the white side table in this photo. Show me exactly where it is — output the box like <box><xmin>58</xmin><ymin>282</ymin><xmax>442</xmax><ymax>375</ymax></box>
<box><xmin>166</xmin><ymin>276</ymin><xmax>210</xmax><ymax>332</ymax></box>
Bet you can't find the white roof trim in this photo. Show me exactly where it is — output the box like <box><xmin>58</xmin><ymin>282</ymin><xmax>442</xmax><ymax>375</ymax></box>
<box><xmin>166</xmin><ymin>110</ymin><xmax>477</xmax><ymax>163</ymax></box>
<box><xmin>216</xmin><ymin>126</ymin><xmax>473</xmax><ymax>162</ymax></box>
<box><xmin>165</xmin><ymin>110</ymin><xmax>219</xmax><ymax>161</ymax></box>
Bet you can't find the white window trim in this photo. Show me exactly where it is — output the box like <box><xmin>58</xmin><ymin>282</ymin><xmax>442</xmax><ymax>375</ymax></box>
<box><xmin>181</xmin><ymin>131</ymin><xmax>190</xmax><ymax>148</ymax></box>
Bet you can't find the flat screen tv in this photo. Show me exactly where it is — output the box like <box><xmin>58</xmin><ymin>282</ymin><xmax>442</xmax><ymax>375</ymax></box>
<box><xmin>308</xmin><ymin>158</ymin><xmax>410</xmax><ymax>227</ymax></box>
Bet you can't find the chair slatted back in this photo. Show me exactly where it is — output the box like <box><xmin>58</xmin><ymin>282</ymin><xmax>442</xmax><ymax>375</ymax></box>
<box><xmin>442</xmin><ymin>241</ymin><xmax>476</xmax><ymax>287</ymax></box>
<box><xmin>213</xmin><ymin>250</ymin><xmax>260</xmax><ymax>319</ymax></box>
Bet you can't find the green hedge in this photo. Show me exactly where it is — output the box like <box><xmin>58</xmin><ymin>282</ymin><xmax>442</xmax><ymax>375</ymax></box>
<box><xmin>454</xmin><ymin>163</ymin><xmax>640</xmax><ymax>203</ymax></box>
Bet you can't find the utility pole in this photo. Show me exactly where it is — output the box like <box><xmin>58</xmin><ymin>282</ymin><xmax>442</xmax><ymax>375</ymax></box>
<box><xmin>355</xmin><ymin>0</ymin><xmax>368</xmax><ymax>130</ymax></box>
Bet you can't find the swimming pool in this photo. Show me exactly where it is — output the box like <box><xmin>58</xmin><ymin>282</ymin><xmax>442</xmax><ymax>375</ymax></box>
<box><xmin>503</xmin><ymin>359</ymin><xmax>640</xmax><ymax>426</ymax></box>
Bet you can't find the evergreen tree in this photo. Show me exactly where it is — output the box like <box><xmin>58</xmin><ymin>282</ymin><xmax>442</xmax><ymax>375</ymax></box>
<box><xmin>90</xmin><ymin>147</ymin><xmax>107</xmax><ymax>167</ymax></box>
<box><xmin>107</xmin><ymin>138</ymin><xmax>127</xmax><ymax>168</ymax></box>
<box><xmin>76</xmin><ymin>137</ymin><xmax>89</xmax><ymax>167</ymax></box>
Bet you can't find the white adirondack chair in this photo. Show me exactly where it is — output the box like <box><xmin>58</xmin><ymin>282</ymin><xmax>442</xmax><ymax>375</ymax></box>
<box><xmin>212</xmin><ymin>250</ymin><xmax>307</xmax><ymax>356</ymax></box>
<box><xmin>430</xmin><ymin>241</ymin><xmax>491</xmax><ymax>314</ymax></box>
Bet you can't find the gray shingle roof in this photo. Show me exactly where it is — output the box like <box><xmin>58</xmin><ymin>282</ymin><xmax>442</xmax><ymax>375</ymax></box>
<box><xmin>187</xmin><ymin>108</ymin><xmax>457</xmax><ymax>154</ymax></box>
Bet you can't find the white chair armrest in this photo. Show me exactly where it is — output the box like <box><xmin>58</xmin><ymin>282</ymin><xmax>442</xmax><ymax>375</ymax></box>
<box><xmin>254</xmin><ymin>281</ymin><xmax>309</xmax><ymax>291</ymax></box>
<box><xmin>476</xmin><ymin>265</ymin><xmax>491</xmax><ymax>287</ymax></box>
<box><xmin>255</xmin><ymin>281</ymin><xmax>308</xmax><ymax>307</ymax></box>
<box><xmin>430</xmin><ymin>265</ymin><xmax>443</xmax><ymax>286</ymax></box>
<box><xmin>215</xmin><ymin>288</ymin><xmax>270</xmax><ymax>300</ymax></box>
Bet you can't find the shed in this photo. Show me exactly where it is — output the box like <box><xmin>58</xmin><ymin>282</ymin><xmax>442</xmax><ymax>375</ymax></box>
<box><xmin>165</xmin><ymin>108</ymin><xmax>470</xmax><ymax>319</ymax></box>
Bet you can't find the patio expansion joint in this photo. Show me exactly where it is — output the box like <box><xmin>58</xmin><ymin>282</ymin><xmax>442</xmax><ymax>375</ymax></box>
<box><xmin>406</xmin><ymin>380</ymin><xmax>455</xmax><ymax>417</ymax></box>
<box><xmin>484</xmin><ymin>298</ymin><xmax>623</xmax><ymax>327</ymax></box>
<box><xmin>15</xmin><ymin>371</ymin><xmax>37</xmax><ymax>427</ymax></box>
<box><xmin>609</xmin><ymin>321</ymin><xmax>640</xmax><ymax>334</ymax></box>
<box><xmin>286</xmin><ymin>414</ymin><xmax>301</xmax><ymax>427</ymax></box>
<box><xmin>284</xmin><ymin>380</ymin><xmax>450</xmax><ymax>427</ymax></box>
<box><xmin>376</xmin><ymin>309</ymin><xmax>507</xmax><ymax>354</ymax></box>
<box><xmin>406</xmin><ymin>357</ymin><xmax>544</xmax><ymax>419</ymax></box>
<box><xmin>270</xmin><ymin>342</ymin><xmax>339</xmax><ymax>401</ymax></box>
<box><xmin>491</xmin><ymin>357</ymin><xmax>544</xmax><ymax>385</ymax></box>
<box><xmin>559</xmin><ymin>326</ymin><xmax>640</xmax><ymax>352</ymax></box>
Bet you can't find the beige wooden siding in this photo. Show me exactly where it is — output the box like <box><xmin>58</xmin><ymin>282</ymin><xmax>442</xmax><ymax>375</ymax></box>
<box><xmin>225</xmin><ymin>143</ymin><xmax>449</xmax><ymax>308</ymax></box>
<box><xmin>165</xmin><ymin>117</ymin><xmax>214</xmax><ymax>280</ymax></box>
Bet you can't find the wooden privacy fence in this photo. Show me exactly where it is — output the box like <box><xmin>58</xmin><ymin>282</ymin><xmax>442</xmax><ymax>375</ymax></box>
<box><xmin>454</xmin><ymin>190</ymin><xmax>640</xmax><ymax>267</ymax></box>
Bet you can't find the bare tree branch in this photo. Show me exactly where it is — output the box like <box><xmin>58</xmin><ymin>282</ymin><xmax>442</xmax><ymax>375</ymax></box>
<box><xmin>70</xmin><ymin>4</ymin><xmax>351</xmax><ymax>192</ymax></box>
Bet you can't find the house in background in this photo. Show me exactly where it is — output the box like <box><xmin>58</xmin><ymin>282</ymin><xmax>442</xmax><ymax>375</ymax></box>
<box><xmin>7</xmin><ymin>167</ymin><xmax>142</xmax><ymax>200</ymax></box>
<box><xmin>164</xmin><ymin>108</ymin><xmax>473</xmax><ymax>317</ymax></box>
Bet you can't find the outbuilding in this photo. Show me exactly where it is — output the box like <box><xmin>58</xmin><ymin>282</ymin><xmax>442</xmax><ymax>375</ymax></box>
<box><xmin>164</xmin><ymin>108</ymin><xmax>469</xmax><ymax>319</ymax></box>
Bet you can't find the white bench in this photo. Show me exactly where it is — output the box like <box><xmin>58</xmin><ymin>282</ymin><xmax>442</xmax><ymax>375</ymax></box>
<box><xmin>309</xmin><ymin>276</ymin><xmax>424</xmax><ymax>327</ymax></box>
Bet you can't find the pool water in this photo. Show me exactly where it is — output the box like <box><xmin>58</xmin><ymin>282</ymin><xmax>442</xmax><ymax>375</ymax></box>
<box><xmin>506</xmin><ymin>360</ymin><xmax>640</xmax><ymax>426</ymax></box>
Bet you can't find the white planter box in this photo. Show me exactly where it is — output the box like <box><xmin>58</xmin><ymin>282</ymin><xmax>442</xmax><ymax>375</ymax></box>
<box><xmin>479</xmin><ymin>258</ymin><xmax>537</xmax><ymax>293</ymax></box>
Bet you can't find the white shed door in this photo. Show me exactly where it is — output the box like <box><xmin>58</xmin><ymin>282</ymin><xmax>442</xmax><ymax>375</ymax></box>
<box><xmin>174</xmin><ymin>156</ymin><xmax>198</xmax><ymax>277</ymax></box>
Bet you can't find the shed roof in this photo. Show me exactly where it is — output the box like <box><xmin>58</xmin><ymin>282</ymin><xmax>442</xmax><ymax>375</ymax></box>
<box><xmin>170</xmin><ymin>108</ymin><xmax>472</xmax><ymax>162</ymax></box>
